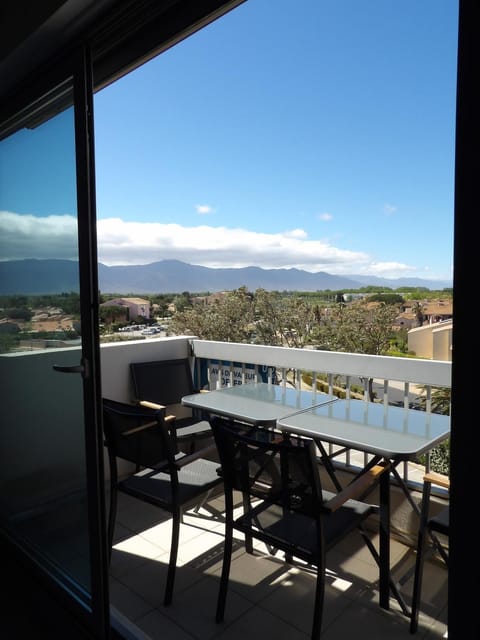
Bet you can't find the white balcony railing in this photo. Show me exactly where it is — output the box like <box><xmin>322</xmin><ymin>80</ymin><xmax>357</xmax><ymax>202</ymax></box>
<box><xmin>191</xmin><ymin>339</ymin><xmax>451</xmax><ymax>407</ymax></box>
<box><xmin>190</xmin><ymin>339</ymin><xmax>451</xmax><ymax>485</ymax></box>
<box><xmin>99</xmin><ymin>335</ymin><xmax>451</xmax><ymax>488</ymax></box>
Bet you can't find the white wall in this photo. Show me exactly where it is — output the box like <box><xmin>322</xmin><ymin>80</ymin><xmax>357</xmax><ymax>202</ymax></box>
<box><xmin>100</xmin><ymin>335</ymin><xmax>192</xmax><ymax>401</ymax></box>
<box><xmin>408</xmin><ymin>321</ymin><xmax>452</xmax><ymax>361</ymax></box>
<box><xmin>0</xmin><ymin>337</ymin><xmax>193</xmax><ymax>515</ymax></box>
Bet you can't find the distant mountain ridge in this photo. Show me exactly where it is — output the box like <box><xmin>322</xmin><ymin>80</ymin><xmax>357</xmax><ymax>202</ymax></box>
<box><xmin>0</xmin><ymin>259</ymin><xmax>452</xmax><ymax>295</ymax></box>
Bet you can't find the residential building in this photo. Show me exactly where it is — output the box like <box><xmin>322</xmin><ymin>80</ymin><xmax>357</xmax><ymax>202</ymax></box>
<box><xmin>401</xmin><ymin>299</ymin><xmax>453</xmax><ymax>325</ymax></box>
<box><xmin>192</xmin><ymin>291</ymin><xmax>229</xmax><ymax>306</ymax></box>
<box><xmin>100</xmin><ymin>297</ymin><xmax>151</xmax><ymax>321</ymax></box>
<box><xmin>408</xmin><ymin>319</ymin><xmax>453</xmax><ymax>361</ymax></box>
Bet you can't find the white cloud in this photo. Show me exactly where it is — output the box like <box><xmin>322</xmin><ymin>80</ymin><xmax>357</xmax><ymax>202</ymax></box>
<box><xmin>284</xmin><ymin>228</ymin><xmax>307</xmax><ymax>239</ymax></box>
<box><xmin>363</xmin><ymin>261</ymin><xmax>414</xmax><ymax>276</ymax></box>
<box><xmin>195</xmin><ymin>204</ymin><xmax>214</xmax><ymax>215</ymax></box>
<box><xmin>96</xmin><ymin>217</ymin><xmax>372</xmax><ymax>272</ymax></box>
<box><xmin>318</xmin><ymin>212</ymin><xmax>333</xmax><ymax>221</ymax></box>
<box><xmin>0</xmin><ymin>210</ymin><xmax>447</xmax><ymax>280</ymax></box>
<box><xmin>384</xmin><ymin>203</ymin><xmax>397</xmax><ymax>215</ymax></box>
<box><xmin>0</xmin><ymin>211</ymin><xmax>78</xmax><ymax>260</ymax></box>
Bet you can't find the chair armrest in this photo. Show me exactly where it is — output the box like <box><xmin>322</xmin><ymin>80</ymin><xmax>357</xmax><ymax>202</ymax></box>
<box><xmin>137</xmin><ymin>401</ymin><xmax>177</xmax><ymax>424</ymax></box>
<box><xmin>323</xmin><ymin>462</ymin><xmax>390</xmax><ymax>512</ymax></box>
<box><xmin>138</xmin><ymin>400</ymin><xmax>166</xmax><ymax>411</ymax></box>
<box><xmin>173</xmin><ymin>443</ymin><xmax>218</xmax><ymax>468</ymax></box>
<box><xmin>424</xmin><ymin>471</ymin><xmax>450</xmax><ymax>490</ymax></box>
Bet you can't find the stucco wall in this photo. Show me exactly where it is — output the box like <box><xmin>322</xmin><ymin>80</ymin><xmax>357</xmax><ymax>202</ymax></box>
<box><xmin>408</xmin><ymin>321</ymin><xmax>452</xmax><ymax>361</ymax></box>
<box><xmin>0</xmin><ymin>337</ymin><xmax>193</xmax><ymax>517</ymax></box>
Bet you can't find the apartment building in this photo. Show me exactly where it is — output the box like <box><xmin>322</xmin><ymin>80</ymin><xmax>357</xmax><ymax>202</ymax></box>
<box><xmin>99</xmin><ymin>297</ymin><xmax>151</xmax><ymax>321</ymax></box>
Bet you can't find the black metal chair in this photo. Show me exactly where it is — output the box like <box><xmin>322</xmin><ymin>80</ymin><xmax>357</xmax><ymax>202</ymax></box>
<box><xmin>410</xmin><ymin>471</ymin><xmax>449</xmax><ymax>634</ymax></box>
<box><xmin>130</xmin><ymin>358</ymin><xmax>212</xmax><ymax>453</ymax></box>
<box><xmin>102</xmin><ymin>398</ymin><xmax>223</xmax><ymax>606</ymax></box>
<box><xmin>209</xmin><ymin>415</ymin><xmax>391</xmax><ymax>640</ymax></box>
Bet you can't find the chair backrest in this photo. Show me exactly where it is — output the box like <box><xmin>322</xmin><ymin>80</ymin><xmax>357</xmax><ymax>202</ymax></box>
<box><xmin>102</xmin><ymin>398</ymin><xmax>176</xmax><ymax>468</ymax></box>
<box><xmin>423</xmin><ymin>471</ymin><xmax>450</xmax><ymax>539</ymax></box>
<box><xmin>130</xmin><ymin>358</ymin><xmax>196</xmax><ymax>406</ymax></box>
<box><xmin>209</xmin><ymin>416</ymin><xmax>323</xmax><ymax>517</ymax></box>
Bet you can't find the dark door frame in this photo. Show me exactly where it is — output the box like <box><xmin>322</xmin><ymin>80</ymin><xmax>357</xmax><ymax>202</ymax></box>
<box><xmin>0</xmin><ymin>45</ymin><xmax>109</xmax><ymax>638</ymax></box>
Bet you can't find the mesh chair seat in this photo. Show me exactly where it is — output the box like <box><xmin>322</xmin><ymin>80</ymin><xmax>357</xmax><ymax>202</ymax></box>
<box><xmin>235</xmin><ymin>496</ymin><xmax>375</xmax><ymax>561</ymax></box>
<box><xmin>121</xmin><ymin>458</ymin><xmax>222</xmax><ymax>508</ymax></box>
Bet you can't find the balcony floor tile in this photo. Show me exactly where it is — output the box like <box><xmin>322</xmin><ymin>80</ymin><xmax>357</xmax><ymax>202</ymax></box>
<box><xmin>111</xmin><ymin>492</ymin><xmax>448</xmax><ymax>639</ymax></box>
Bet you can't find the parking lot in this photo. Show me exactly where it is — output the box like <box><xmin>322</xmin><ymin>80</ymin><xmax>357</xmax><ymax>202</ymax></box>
<box><xmin>116</xmin><ymin>324</ymin><xmax>168</xmax><ymax>338</ymax></box>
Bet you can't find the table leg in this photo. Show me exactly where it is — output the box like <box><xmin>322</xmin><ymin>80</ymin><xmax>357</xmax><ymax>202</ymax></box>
<box><xmin>379</xmin><ymin>464</ymin><xmax>390</xmax><ymax>610</ymax></box>
<box><xmin>315</xmin><ymin>440</ymin><xmax>343</xmax><ymax>491</ymax></box>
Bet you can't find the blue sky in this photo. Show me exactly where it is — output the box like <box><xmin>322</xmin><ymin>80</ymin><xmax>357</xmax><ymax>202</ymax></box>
<box><xmin>1</xmin><ymin>0</ymin><xmax>459</xmax><ymax>283</ymax></box>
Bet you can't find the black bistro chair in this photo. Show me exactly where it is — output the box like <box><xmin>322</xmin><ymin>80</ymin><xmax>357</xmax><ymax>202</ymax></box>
<box><xmin>209</xmin><ymin>416</ymin><xmax>391</xmax><ymax>640</ymax></box>
<box><xmin>102</xmin><ymin>398</ymin><xmax>223</xmax><ymax>606</ymax></box>
<box><xmin>130</xmin><ymin>358</ymin><xmax>212</xmax><ymax>453</ymax></box>
<box><xmin>410</xmin><ymin>471</ymin><xmax>449</xmax><ymax>633</ymax></box>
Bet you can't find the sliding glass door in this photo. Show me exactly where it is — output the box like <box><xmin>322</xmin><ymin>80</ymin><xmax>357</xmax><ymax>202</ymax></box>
<box><xmin>0</xmin><ymin>51</ymin><xmax>108</xmax><ymax>636</ymax></box>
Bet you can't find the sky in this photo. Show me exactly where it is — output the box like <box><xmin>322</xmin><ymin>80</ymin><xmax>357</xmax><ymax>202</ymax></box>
<box><xmin>0</xmin><ymin>0</ymin><xmax>459</xmax><ymax>284</ymax></box>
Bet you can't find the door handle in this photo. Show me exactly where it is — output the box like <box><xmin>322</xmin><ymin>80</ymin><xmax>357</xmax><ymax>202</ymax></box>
<box><xmin>53</xmin><ymin>364</ymin><xmax>83</xmax><ymax>373</ymax></box>
<box><xmin>53</xmin><ymin>358</ymin><xmax>89</xmax><ymax>378</ymax></box>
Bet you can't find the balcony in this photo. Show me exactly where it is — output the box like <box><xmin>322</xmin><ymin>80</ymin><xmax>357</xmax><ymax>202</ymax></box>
<box><xmin>1</xmin><ymin>335</ymin><xmax>450</xmax><ymax>638</ymax></box>
<box><xmin>109</xmin><ymin>491</ymin><xmax>447</xmax><ymax>639</ymax></box>
<box><xmin>101</xmin><ymin>336</ymin><xmax>449</xmax><ymax>638</ymax></box>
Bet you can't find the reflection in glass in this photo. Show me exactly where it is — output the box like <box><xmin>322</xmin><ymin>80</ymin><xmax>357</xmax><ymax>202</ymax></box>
<box><xmin>0</xmin><ymin>103</ymin><xmax>91</xmax><ymax>595</ymax></box>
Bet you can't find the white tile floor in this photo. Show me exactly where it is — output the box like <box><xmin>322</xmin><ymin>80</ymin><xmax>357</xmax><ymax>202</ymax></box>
<box><xmin>109</xmin><ymin>489</ymin><xmax>448</xmax><ymax>640</ymax></box>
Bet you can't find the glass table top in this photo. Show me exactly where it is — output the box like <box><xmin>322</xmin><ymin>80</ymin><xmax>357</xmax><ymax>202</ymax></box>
<box><xmin>277</xmin><ymin>398</ymin><xmax>450</xmax><ymax>459</ymax></box>
<box><xmin>182</xmin><ymin>381</ymin><xmax>338</xmax><ymax>425</ymax></box>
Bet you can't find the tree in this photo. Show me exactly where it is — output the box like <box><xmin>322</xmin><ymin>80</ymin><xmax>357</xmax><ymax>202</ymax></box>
<box><xmin>412</xmin><ymin>301</ymin><xmax>425</xmax><ymax>327</ymax></box>
<box><xmin>171</xmin><ymin>287</ymin><xmax>319</xmax><ymax>386</ymax></box>
<box><xmin>252</xmin><ymin>289</ymin><xmax>283</xmax><ymax>346</ymax></box>
<box><xmin>170</xmin><ymin>287</ymin><xmax>255</xmax><ymax>341</ymax></box>
<box><xmin>367</xmin><ymin>293</ymin><xmax>404</xmax><ymax>305</ymax></box>
<box><xmin>172</xmin><ymin>292</ymin><xmax>192</xmax><ymax>313</ymax></box>
<box><xmin>0</xmin><ymin>333</ymin><xmax>17</xmax><ymax>354</ymax></box>
<box><xmin>417</xmin><ymin>386</ymin><xmax>451</xmax><ymax>475</ymax></box>
<box><xmin>99</xmin><ymin>305</ymin><xmax>127</xmax><ymax>325</ymax></box>
<box><xmin>170</xmin><ymin>286</ymin><xmax>319</xmax><ymax>349</ymax></box>
<box><xmin>4</xmin><ymin>308</ymin><xmax>32</xmax><ymax>321</ymax></box>
<box><xmin>312</xmin><ymin>300</ymin><xmax>399</xmax><ymax>355</ymax></box>
<box><xmin>417</xmin><ymin>386</ymin><xmax>451</xmax><ymax>415</ymax></box>
<box><xmin>254</xmin><ymin>289</ymin><xmax>316</xmax><ymax>349</ymax></box>
<box><xmin>311</xmin><ymin>300</ymin><xmax>401</xmax><ymax>400</ymax></box>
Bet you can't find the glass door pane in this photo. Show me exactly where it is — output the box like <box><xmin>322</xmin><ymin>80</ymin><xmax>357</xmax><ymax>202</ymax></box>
<box><xmin>0</xmin><ymin>90</ymin><xmax>93</xmax><ymax>602</ymax></box>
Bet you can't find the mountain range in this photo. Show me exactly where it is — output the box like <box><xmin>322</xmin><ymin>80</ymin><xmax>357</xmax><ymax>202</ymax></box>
<box><xmin>0</xmin><ymin>259</ymin><xmax>452</xmax><ymax>295</ymax></box>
